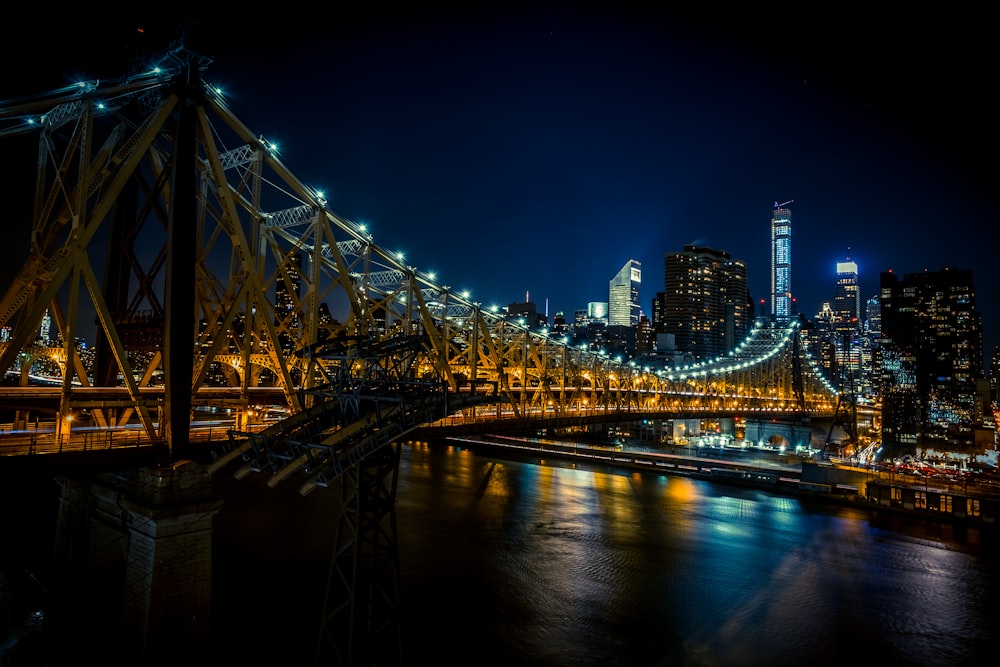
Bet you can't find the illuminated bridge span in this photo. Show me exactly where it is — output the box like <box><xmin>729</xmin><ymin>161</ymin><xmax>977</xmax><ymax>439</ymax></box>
<box><xmin>0</xmin><ymin>46</ymin><xmax>837</xmax><ymax>455</ymax></box>
<box><xmin>0</xmin><ymin>47</ymin><xmax>839</xmax><ymax>665</ymax></box>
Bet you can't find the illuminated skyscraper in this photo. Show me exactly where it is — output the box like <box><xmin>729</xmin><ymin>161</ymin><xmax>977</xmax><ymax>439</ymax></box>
<box><xmin>662</xmin><ymin>245</ymin><xmax>751</xmax><ymax>361</ymax></box>
<box><xmin>833</xmin><ymin>255</ymin><xmax>861</xmax><ymax>388</ymax></box>
<box><xmin>39</xmin><ymin>308</ymin><xmax>52</xmax><ymax>343</ymax></box>
<box><xmin>858</xmin><ymin>295</ymin><xmax>881</xmax><ymax>399</ymax></box>
<box><xmin>586</xmin><ymin>302</ymin><xmax>608</xmax><ymax>324</ymax></box>
<box><xmin>833</xmin><ymin>257</ymin><xmax>861</xmax><ymax>322</ymax></box>
<box><xmin>834</xmin><ymin>255</ymin><xmax>860</xmax><ymax>326</ymax></box>
<box><xmin>609</xmin><ymin>259</ymin><xmax>641</xmax><ymax>327</ymax></box>
<box><xmin>770</xmin><ymin>202</ymin><xmax>793</xmax><ymax>322</ymax></box>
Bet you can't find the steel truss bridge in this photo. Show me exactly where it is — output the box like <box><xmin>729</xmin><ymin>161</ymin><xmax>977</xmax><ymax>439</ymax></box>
<box><xmin>0</xmin><ymin>47</ymin><xmax>839</xmax><ymax>665</ymax></box>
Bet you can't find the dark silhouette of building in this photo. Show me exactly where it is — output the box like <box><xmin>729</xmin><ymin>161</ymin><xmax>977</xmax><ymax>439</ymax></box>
<box><xmin>991</xmin><ymin>345</ymin><xmax>1000</xmax><ymax>404</ymax></box>
<box><xmin>504</xmin><ymin>300</ymin><xmax>546</xmax><ymax>328</ymax></box>
<box><xmin>551</xmin><ymin>311</ymin><xmax>569</xmax><ymax>338</ymax></box>
<box><xmin>651</xmin><ymin>292</ymin><xmax>666</xmax><ymax>334</ymax></box>
<box><xmin>877</xmin><ymin>268</ymin><xmax>986</xmax><ymax>459</ymax></box>
<box><xmin>635</xmin><ymin>315</ymin><xmax>654</xmax><ymax>358</ymax></box>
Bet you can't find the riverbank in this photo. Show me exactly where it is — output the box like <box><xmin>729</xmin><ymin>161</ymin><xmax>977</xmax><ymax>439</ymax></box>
<box><xmin>431</xmin><ymin>434</ymin><xmax>1000</xmax><ymax>531</ymax></box>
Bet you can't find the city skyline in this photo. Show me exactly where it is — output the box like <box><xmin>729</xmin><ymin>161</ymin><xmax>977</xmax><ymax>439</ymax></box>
<box><xmin>2</xmin><ymin>4</ymin><xmax>995</xmax><ymax>365</ymax></box>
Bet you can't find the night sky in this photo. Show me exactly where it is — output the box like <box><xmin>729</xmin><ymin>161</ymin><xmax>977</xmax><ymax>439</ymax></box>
<box><xmin>3</xmin><ymin>4</ymin><xmax>996</xmax><ymax>366</ymax></box>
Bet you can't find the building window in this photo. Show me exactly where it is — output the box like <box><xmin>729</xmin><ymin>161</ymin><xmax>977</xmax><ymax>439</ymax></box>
<box><xmin>969</xmin><ymin>499</ymin><xmax>980</xmax><ymax>517</ymax></box>
<box><xmin>940</xmin><ymin>495</ymin><xmax>952</xmax><ymax>513</ymax></box>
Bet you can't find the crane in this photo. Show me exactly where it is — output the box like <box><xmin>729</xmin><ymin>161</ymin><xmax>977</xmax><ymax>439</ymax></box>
<box><xmin>774</xmin><ymin>199</ymin><xmax>794</xmax><ymax>208</ymax></box>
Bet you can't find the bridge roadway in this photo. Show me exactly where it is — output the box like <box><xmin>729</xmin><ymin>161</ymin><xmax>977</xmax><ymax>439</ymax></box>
<box><xmin>0</xmin><ymin>402</ymin><xmax>815</xmax><ymax>473</ymax></box>
<box><xmin>0</xmin><ymin>385</ymin><xmax>289</xmax><ymax>411</ymax></box>
<box><xmin>4</xmin><ymin>401</ymin><xmax>987</xmax><ymax>504</ymax></box>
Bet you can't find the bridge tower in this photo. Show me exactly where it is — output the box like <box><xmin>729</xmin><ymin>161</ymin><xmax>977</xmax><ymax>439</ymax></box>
<box><xmin>0</xmin><ymin>46</ymin><xmax>318</xmax><ymax>456</ymax></box>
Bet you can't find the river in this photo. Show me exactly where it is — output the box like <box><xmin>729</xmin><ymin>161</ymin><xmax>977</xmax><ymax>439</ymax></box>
<box><xmin>3</xmin><ymin>440</ymin><xmax>998</xmax><ymax>666</ymax></box>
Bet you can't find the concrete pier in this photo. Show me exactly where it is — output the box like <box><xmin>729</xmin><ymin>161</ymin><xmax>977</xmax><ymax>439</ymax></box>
<box><xmin>54</xmin><ymin>460</ymin><xmax>223</xmax><ymax>660</ymax></box>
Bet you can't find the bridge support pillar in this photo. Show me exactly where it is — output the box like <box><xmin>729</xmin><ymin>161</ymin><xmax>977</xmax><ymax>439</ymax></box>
<box><xmin>119</xmin><ymin>461</ymin><xmax>223</xmax><ymax>656</ymax></box>
<box><xmin>53</xmin><ymin>461</ymin><xmax>223</xmax><ymax>660</ymax></box>
<box><xmin>52</xmin><ymin>477</ymin><xmax>97</xmax><ymax>570</ymax></box>
<box><xmin>13</xmin><ymin>410</ymin><xmax>28</xmax><ymax>431</ymax></box>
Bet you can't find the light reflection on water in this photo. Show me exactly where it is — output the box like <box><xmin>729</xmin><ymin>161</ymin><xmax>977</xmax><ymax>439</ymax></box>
<box><xmin>395</xmin><ymin>442</ymin><xmax>999</xmax><ymax>666</ymax></box>
<box><xmin>3</xmin><ymin>442</ymin><xmax>996</xmax><ymax>666</ymax></box>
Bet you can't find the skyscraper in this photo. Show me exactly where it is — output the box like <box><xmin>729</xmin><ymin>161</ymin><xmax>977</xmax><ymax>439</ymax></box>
<box><xmin>877</xmin><ymin>268</ymin><xmax>985</xmax><ymax>458</ymax></box>
<box><xmin>834</xmin><ymin>256</ymin><xmax>860</xmax><ymax>325</ymax></box>
<box><xmin>662</xmin><ymin>245</ymin><xmax>751</xmax><ymax>361</ymax></box>
<box><xmin>39</xmin><ymin>309</ymin><xmax>52</xmax><ymax>344</ymax></box>
<box><xmin>858</xmin><ymin>295</ymin><xmax>881</xmax><ymax>399</ymax></box>
<box><xmin>274</xmin><ymin>252</ymin><xmax>303</xmax><ymax>353</ymax></box>
<box><xmin>770</xmin><ymin>201</ymin><xmax>793</xmax><ymax>322</ymax></box>
<box><xmin>586</xmin><ymin>302</ymin><xmax>608</xmax><ymax>325</ymax></box>
<box><xmin>609</xmin><ymin>259</ymin><xmax>641</xmax><ymax>327</ymax></box>
<box><xmin>833</xmin><ymin>255</ymin><xmax>861</xmax><ymax>389</ymax></box>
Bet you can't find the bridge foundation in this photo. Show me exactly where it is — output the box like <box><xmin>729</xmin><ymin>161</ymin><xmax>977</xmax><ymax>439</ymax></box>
<box><xmin>744</xmin><ymin>417</ymin><xmax>813</xmax><ymax>449</ymax></box>
<box><xmin>53</xmin><ymin>461</ymin><xmax>223</xmax><ymax>659</ymax></box>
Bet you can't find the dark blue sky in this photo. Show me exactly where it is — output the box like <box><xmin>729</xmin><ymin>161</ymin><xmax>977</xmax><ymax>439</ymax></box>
<box><xmin>4</xmin><ymin>4</ymin><xmax>997</xmax><ymax>363</ymax></box>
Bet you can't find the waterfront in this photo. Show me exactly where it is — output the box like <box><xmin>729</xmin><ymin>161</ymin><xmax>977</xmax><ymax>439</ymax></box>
<box><xmin>389</xmin><ymin>442</ymin><xmax>999</xmax><ymax>666</ymax></box>
<box><xmin>3</xmin><ymin>440</ymin><xmax>999</xmax><ymax>666</ymax></box>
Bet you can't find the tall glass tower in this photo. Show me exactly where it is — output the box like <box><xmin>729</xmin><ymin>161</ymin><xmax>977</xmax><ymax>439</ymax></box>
<box><xmin>834</xmin><ymin>255</ymin><xmax>860</xmax><ymax>326</ymax></box>
<box><xmin>609</xmin><ymin>259</ymin><xmax>641</xmax><ymax>327</ymax></box>
<box><xmin>770</xmin><ymin>202</ymin><xmax>793</xmax><ymax>322</ymax></box>
<box><xmin>833</xmin><ymin>255</ymin><xmax>861</xmax><ymax>391</ymax></box>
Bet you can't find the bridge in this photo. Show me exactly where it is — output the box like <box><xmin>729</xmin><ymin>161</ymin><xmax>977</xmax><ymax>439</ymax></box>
<box><xmin>0</xmin><ymin>46</ymin><xmax>841</xmax><ymax>665</ymax></box>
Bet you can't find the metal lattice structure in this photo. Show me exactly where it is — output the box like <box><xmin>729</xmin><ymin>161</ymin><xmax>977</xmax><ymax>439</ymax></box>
<box><xmin>0</xmin><ymin>47</ymin><xmax>838</xmax><ymax>459</ymax></box>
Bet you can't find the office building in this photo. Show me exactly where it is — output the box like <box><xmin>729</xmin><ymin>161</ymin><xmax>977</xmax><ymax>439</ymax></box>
<box><xmin>39</xmin><ymin>309</ymin><xmax>52</xmax><ymax>344</ymax></box>
<box><xmin>609</xmin><ymin>260</ymin><xmax>641</xmax><ymax>327</ymax></box>
<box><xmin>805</xmin><ymin>302</ymin><xmax>837</xmax><ymax>382</ymax></box>
<box><xmin>833</xmin><ymin>255</ymin><xmax>861</xmax><ymax>390</ymax></box>
<box><xmin>587</xmin><ymin>302</ymin><xmax>609</xmax><ymax>324</ymax></box>
<box><xmin>858</xmin><ymin>295</ymin><xmax>881</xmax><ymax>399</ymax></box>
<box><xmin>651</xmin><ymin>292</ymin><xmax>666</xmax><ymax>334</ymax></box>
<box><xmin>991</xmin><ymin>346</ymin><xmax>1000</xmax><ymax>404</ymax></box>
<box><xmin>551</xmin><ymin>312</ymin><xmax>569</xmax><ymax>337</ymax></box>
<box><xmin>770</xmin><ymin>202</ymin><xmax>793</xmax><ymax>322</ymax></box>
<box><xmin>662</xmin><ymin>245</ymin><xmax>751</xmax><ymax>361</ymax></box>
<box><xmin>834</xmin><ymin>256</ymin><xmax>861</xmax><ymax>325</ymax></box>
<box><xmin>877</xmin><ymin>268</ymin><xmax>986</xmax><ymax>458</ymax></box>
<box><xmin>274</xmin><ymin>252</ymin><xmax>303</xmax><ymax>353</ymax></box>
<box><xmin>504</xmin><ymin>300</ymin><xmax>545</xmax><ymax>328</ymax></box>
